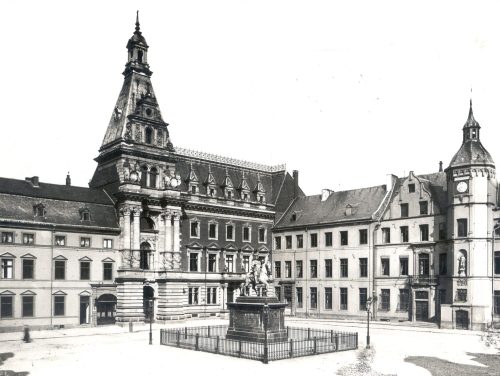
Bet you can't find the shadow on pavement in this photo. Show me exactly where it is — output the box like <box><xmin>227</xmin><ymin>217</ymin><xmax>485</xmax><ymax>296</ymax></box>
<box><xmin>405</xmin><ymin>353</ymin><xmax>500</xmax><ymax>376</ymax></box>
<box><xmin>337</xmin><ymin>348</ymin><xmax>395</xmax><ymax>376</ymax></box>
<box><xmin>0</xmin><ymin>352</ymin><xmax>29</xmax><ymax>376</ymax></box>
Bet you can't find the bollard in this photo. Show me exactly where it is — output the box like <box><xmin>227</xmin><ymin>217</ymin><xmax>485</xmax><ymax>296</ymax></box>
<box><xmin>335</xmin><ymin>333</ymin><xmax>339</xmax><ymax>351</ymax></box>
<box><xmin>195</xmin><ymin>333</ymin><xmax>199</xmax><ymax>351</ymax></box>
<box><xmin>307</xmin><ymin>327</ymin><xmax>311</xmax><ymax>340</ymax></box>
<box><xmin>216</xmin><ymin>335</ymin><xmax>220</xmax><ymax>354</ymax></box>
<box><xmin>208</xmin><ymin>326</ymin><xmax>211</xmax><ymax>338</ymax></box>
<box><xmin>176</xmin><ymin>330</ymin><xmax>180</xmax><ymax>347</ymax></box>
<box><xmin>313</xmin><ymin>337</ymin><xmax>317</xmax><ymax>355</ymax></box>
<box><xmin>23</xmin><ymin>325</ymin><xmax>31</xmax><ymax>343</ymax></box>
<box><xmin>289</xmin><ymin>339</ymin><xmax>294</xmax><ymax>358</ymax></box>
<box><xmin>184</xmin><ymin>326</ymin><xmax>188</xmax><ymax>339</ymax></box>
<box><xmin>129</xmin><ymin>321</ymin><xmax>133</xmax><ymax>333</ymax></box>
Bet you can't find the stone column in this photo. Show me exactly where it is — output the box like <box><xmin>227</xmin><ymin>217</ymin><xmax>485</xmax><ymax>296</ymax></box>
<box><xmin>133</xmin><ymin>207</ymin><xmax>142</xmax><ymax>251</ymax></box>
<box><xmin>172</xmin><ymin>211</ymin><xmax>181</xmax><ymax>270</ymax></box>
<box><xmin>122</xmin><ymin>207</ymin><xmax>132</xmax><ymax>250</ymax></box>
<box><xmin>164</xmin><ymin>211</ymin><xmax>172</xmax><ymax>252</ymax></box>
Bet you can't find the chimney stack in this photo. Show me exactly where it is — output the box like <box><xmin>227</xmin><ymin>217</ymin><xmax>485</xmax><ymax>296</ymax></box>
<box><xmin>439</xmin><ymin>161</ymin><xmax>443</xmax><ymax>172</ymax></box>
<box><xmin>25</xmin><ymin>176</ymin><xmax>39</xmax><ymax>187</ymax></box>
<box><xmin>66</xmin><ymin>172</ymin><xmax>71</xmax><ymax>186</ymax></box>
<box><xmin>293</xmin><ymin>170</ymin><xmax>299</xmax><ymax>198</ymax></box>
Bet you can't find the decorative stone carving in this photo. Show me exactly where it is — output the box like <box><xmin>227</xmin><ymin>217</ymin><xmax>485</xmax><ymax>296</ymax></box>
<box><xmin>124</xmin><ymin>123</ymin><xmax>132</xmax><ymax>140</ymax></box>
<box><xmin>458</xmin><ymin>254</ymin><xmax>466</xmax><ymax>276</ymax></box>
<box><xmin>134</xmin><ymin>124</ymin><xmax>142</xmax><ymax>142</ymax></box>
<box><xmin>140</xmin><ymin>234</ymin><xmax>156</xmax><ymax>250</ymax></box>
<box><xmin>162</xmin><ymin>252</ymin><xmax>173</xmax><ymax>271</ymax></box>
<box><xmin>172</xmin><ymin>252</ymin><xmax>181</xmax><ymax>269</ymax></box>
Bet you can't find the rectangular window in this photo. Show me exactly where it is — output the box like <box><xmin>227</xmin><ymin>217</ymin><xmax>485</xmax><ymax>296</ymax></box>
<box><xmin>296</xmin><ymin>287</ymin><xmax>303</xmax><ymax>308</ymax></box>
<box><xmin>310</xmin><ymin>287</ymin><xmax>317</xmax><ymax>309</ymax></box>
<box><xmin>340</xmin><ymin>231</ymin><xmax>348</xmax><ymax>246</ymax></box>
<box><xmin>285</xmin><ymin>261</ymin><xmax>292</xmax><ymax>278</ymax></box>
<box><xmin>242</xmin><ymin>255</ymin><xmax>250</xmax><ymax>273</ymax></box>
<box><xmin>296</xmin><ymin>260</ymin><xmax>303</xmax><ymax>278</ymax></box>
<box><xmin>54</xmin><ymin>296</ymin><xmax>65</xmax><ymax>316</ymax></box>
<box><xmin>439</xmin><ymin>253</ymin><xmax>447</xmax><ymax>275</ymax></box>
<box><xmin>190</xmin><ymin>222</ymin><xmax>199</xmax><ymax>237</ymax></box>
<box><xmin>285</xmin><ymin>236</ymin><xmax>292</xmax><ymax>249</ymax></box>
<box><xmin>310</xmin><ymin>260</ymin><xmax>317</xmax><ymax>278</ymax></box>
<box><xmin>258</xmin><ymin>228</ymin><xmax>266</xmax><ymax>243</ymax></box>
<box><xmin>495</xmin><ymin>251</ymin><xmax>500</xmax><ymax>275</ymax></box>
<box><xmin>325</xmin><ymin>259</ymin><xmax>332</xmax><ymax>278</ymax></box>
<box><xmin>296</xmin><ymin>235</ymin><xmax>303</xmax><ymax>248</ymax></box>
<box><xmin>456</xmin><ymin>289</ymin><xmax>467</xmax><ymax>302</ymax></box>
<box><xmin>80</xmin><ymin>261</ymin><xmax>90</xmax><ymax>280</ymax></box>
<box><xmin>209</xmin><ymin>223</ymin><xmax>217</xmax><ymax>239</ymax></box>
<box><xmin>1</xmin><ymin>232</ymin><xmax>13</xmax><ymax>243</ymax></box>
<box><xmin>382</xmin><ymin>228</ymin><xmax>391</xmax><ymax>244</ymax></box>
<box><xmin>189</xmin><ymin>253</ymin><xmax>199</xmax><ymax>272</ymax></box>
<box><xmin>400</xmin><ymin>226</ymin><xmax>409</xmax><ymax>243</ymax></box>
<box><xmin>188</xmin><ymin>287</ymin><xmax>199</xmax><ymax>305</ymax></box>
<box><xmin>325</xmin><ymin>288</ymin><xmax>332</xmax><ymax>310</ymax></box>
<box><xmin>22</xmin><ymin>296</ymin><xmax>34</xmax><ymax>317</ymax></box>
<box><xmin>399</xmin><ymin>257</ymin><xmax>409</xmax><ymax>276</ymax></box>
<box><xmin>325</xmin><ymin>232</ymin><xmax>333</xmax><ymax>247</ymax></box>
<box><xmin>206</xmin><ymin>287</ymin><xmax>217</xmax><ymax>304</ymax></box>
<box><xmin>381</xmin><ymin>258</ymin><xmax>390</xmax><ymax>276</ymax></box>
<box><xmin>22</xmin><ymin>259</ymin><xmax>34</xmax><ymax>279</ymax></box>
<box><xmin>380</xmin><ymin>289</ymin><xmax>390</xmax><ymax>311</ymax></box>
<box><xmin>400</xmin><ymin>203</ymin><xmax>409</xmax><ymax>218</ymax></box>
<box><xmin>408</xmin><ymin>184</ymin><xmax>415</xmax><ymax>193</ymax></box>
<box><xmin>310</xmin><ymin>233</ymin><xmax>318</xmax><ymax>248</ymax></box>
<box><xmin>225</xmin><ymin>255</ymin><xmax>234</xmax><ymax>273</ymax></box>
<box><xmin>23</xmin><ymin>233</ymin><xmax>34</xmax><ymax>245</ymax></box>
<box><xmin>103</xmin><ymin>239</ymin><xmax>113</xmax><ymax>249</ymax></box>
<box><xmin>103</xmin><ymin>262</ymin><xmax>113</xmax><ymax>280</ymax></box>
<box><xmin>54</xmin><ymin>260</ymin><xmax>65</xmax><ymax>280</ymax></box>
<box><xmin>420</xmin><ymin>224</ymin><xmax>429</xmax><ymax>241</ymax></box>
<box><xmin>340</xmin><ymin>288</ymin><xmax>348</xmax><ymax>310</ymax></box>
<box><xmin>80</xmin><ymin>237</ymin><xmax>91</xmax><ymax>247</ymax></box>
<box><xmin>226</xmin><ymin>225</ymin><xmax>234</xmax><ymax>241</ymax></box>
<box><xmin>439</xmin><ymin>223</ymin><xmax>447</xmax><ymax>240</ymax></box>
<box><xmin>359</xmin><ymin>258</ymin><xmax>368</xmax><ymax>277</ymax></box>
<box><xmin>243</xmin><ymin>226</ymin><xmax>250</xmax><ymax>242</ymax></box>
<box><xmin>399</xmin><ymin>289</ymin><xmax>409</xmax><ymax>311</ymax></box>
<box><xmin>1</xmin><ymin>259</ymin><xmax>13</xmax><ymax>279</ymax></box>
<box><xmin>274</xmin><ymin>261</ymin><xmax>281</xmax><ymax>278</ymax></box>
<box><xmin>340</xmin><ymin>258</ymin><xmax>348</xmax><ymax>278</ymax></box>
<box><xmin>457</xmin><ymin>219</ymin><xmax>468</xmax><ymax>238</ymax></box>
<box><xmin>275</xmin><ymin>237</ymin><xmax>282</xmax><ymax>250</ymax></box>
<box><xmin>359</xmin><ymin>229</ymin><xmax>368</xmax><ymax>245</ymax></box>
<box><xmin>418</xmin><ymin>253</ymin><xmax>430</xmax><ymax>276</ymax></box>
<box><xmin>419</xmin><ymin>201</ymin><xmax>428</xmax><ymax>215</ymax></box>
<box><xmin>359</xmin><ymin>288</ymin><xmax>367</xmax><ymax>311</ymax></box>
<box><xmin>494</xmin><ymin>291</ymin><xmax>500</xmax><ymax>314</ymax></box>
<box><xmin>55</xmin><ymin>235</ymin><xmax>66</xmax><ymax>246</ymax></box>
<box><xmin>0</xmin><ymin>296</ymin><xmax>13</xmax><ymax>318</ymax></box>
<box><xmin>208</xmin><ymin>254</ymin><xmax>217</xmax><ymax>272</ymax></box>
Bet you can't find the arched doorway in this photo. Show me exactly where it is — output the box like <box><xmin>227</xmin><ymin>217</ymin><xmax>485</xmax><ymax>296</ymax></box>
<box><xmin>143</xmin><ymin>285</ymin><xmax>155</xmax><ymax>323</ymax></box>
<box><xmin>96</xmin><ymin>294</ymin><xmax>117</xmax><ymax>325</ymax></box>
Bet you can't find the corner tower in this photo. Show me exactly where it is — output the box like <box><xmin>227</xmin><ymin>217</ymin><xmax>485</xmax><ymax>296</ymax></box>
<box><xmin>442</xmin><ymin>100</ymin><xmax>497</xmax><ymax>330</ymax></box>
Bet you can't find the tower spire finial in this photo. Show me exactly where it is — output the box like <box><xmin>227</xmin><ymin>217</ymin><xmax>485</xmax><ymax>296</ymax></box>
<box><xmin>135</xmin><ymin>10</ymin><xmax>140</xmax><ymax>32</ymax></box>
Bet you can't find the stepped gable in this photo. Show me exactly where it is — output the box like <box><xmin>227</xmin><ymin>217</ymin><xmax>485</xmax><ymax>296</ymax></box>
<box><xmin>275</xmin><ymin>185</ymin><xmax>387</xmax><ymax>228</ymax></box>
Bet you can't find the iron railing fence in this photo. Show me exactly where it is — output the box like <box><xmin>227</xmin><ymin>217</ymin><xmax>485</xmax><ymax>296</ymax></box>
<box><xmin>160</xmin><ymin>325</ymin><xmax>358</xmax><ymax>363</ymax></box>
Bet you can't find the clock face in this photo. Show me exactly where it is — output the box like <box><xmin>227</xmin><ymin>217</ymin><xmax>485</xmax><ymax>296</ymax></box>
<box><xmin>170</xmin><ymin>178</ymin><xmax>179</xmax><ymax>188</ymax></box>
<box><xmin>456</xmin><ymin>181</ymin><xmax>468</xmax><ymax>193</ymax></box>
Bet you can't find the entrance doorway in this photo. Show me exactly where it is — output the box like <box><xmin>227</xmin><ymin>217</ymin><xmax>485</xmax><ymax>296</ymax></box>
<box><xmin>79</xmin><ymin>296</ymin><xmax>90</xmax><ymax>324</ymax></box>
<box><xmin>143</xmin><ymin>285</ymin><xmax>155</xmax><ymax>322</ymax></box>
<box><xmin>456</xmin><ymin>310</ymin><xmax>469</xmax><ymax>330</ymax></box>
<box><xmin>414</xmin><ymin>290</ymin><xmax>429</xmax><ymax>321</ymax></box>
<box><xmin>96</xmin><ymin>294</ymin><xmax>116</xmax><ymax>325</ymax></box>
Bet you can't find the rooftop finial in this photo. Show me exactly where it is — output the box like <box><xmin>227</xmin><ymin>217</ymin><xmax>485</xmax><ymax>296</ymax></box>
<box><xmin>135</xmin><ymin>10</ymin><xmax>140</xmax><ymax>32</ymax></box>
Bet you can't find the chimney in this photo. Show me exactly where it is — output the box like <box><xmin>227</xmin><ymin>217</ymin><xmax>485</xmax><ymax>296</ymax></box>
<box><xmin>439</xmin><ymin>161</ymin><xmax>443</xmax><ymax>172</ymax></box>
<box><xmin>66</xmin><ymin>172</ymin><xmax>71</xmax><ymax>186</ymax></box>
<box><xmin>25</xmin><ymin>176</ymin><xmax>39</xmax><ymax>187</ymax></box>
<box><xmin>293</xmin><ymin>170</ymin><xmax>299</xmax><ymax>198</ymax></box>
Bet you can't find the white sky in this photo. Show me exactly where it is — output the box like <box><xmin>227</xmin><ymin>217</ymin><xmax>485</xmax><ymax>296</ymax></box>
<box><xmin>2</xmin><ymin>0</ymin><xmax>500</xmax><ymax>195</ymax></box>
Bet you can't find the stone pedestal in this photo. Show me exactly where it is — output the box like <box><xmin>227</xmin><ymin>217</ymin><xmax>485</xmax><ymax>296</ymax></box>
<box><xmin>226</xmin><ymin>296</ymin><xmax>287</xmax><ymax>343</ymax></box>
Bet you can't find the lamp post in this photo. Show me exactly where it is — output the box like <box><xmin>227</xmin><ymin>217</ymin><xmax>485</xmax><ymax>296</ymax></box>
<box><xmin>366</xmin><ymin>297</ymin><xmax>372</xmax><ymax>349</ymax></box>
<box><xmin>148</xmin><ymin>298</ymin><xmax>154</xmax><ymax>345</ymax></box>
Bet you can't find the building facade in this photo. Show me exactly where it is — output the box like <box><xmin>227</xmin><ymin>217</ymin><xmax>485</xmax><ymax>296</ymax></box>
<box><xmin>273</xmin><ymin>104</ymin><xmax>500</xmax><ymax>330</ymax></box>
<box><xmin>0</xmin><ymin>17</ymin><xmax>299</xmax><ymax>332</ymax></box>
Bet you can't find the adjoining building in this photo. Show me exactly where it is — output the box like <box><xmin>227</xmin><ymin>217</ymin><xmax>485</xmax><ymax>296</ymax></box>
<box><xmin>0</xmin><ymin>16</ymin><xmax>299</xmax><ymax>332</ymax></box>
<box><xmin>273</xmin><ymin>103</ymin><xmax>500</xmax><ymax>330</ymax></box>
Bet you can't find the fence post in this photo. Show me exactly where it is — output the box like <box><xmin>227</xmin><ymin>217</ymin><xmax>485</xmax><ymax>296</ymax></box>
<box><xmin>286</xmin><ymin>326</ymin><xmax>289</xmax><ymax>338</ymax></box>
<box><xmin>335</xmin><ymin>333</ymin><xmax>339</xmax><ymax>351</ymax></box>
<box><xmin>355</xmin><ymin>333</ymin><xmax>358</xmax><ymax>349</ymax></box>
<box><xmin>176</xmin><ymin>330</ymin><xmax>180</xmax><ymax>347</ymax></box>
<box><xmin>307</xmin><ymin>327</ymin><xmax>311</xmax><ymax>340</ymax></box>
<box><xmin>216</xmin><ymin>336</ymin><xmax>220</xmax><ymax>354</ymax></box>
<box><xmin>289</xmin><ymin>339</ymin><xmax>294</xmax><ymax>358</ymax></box>
<box><xmin>313</xmin><ymin>337</ymin><xmax>317</xmax><ymax>355</ymax></box>
<box><xmin>195</xmin><ymin>333</ymin><xmax>199</xmax><ymax>351</ymax></box>
<box><xmin>238</xmin><ymin>340</ymin><xmax>242</xmax><ymax>358</ymax></box>
<box><xmin>184</xmin><ymin>327</ymin><xmax>187</xmax><ymax>339</ymax></box>
<box><xmin>330</xmin><ymin>330</ymin><xmax>334</xmax><ymax>343</ymax></box>
<box><xmin>208</xmin><ymin>326</ymin><xmax>211</xmax><ymax>338</ymax></box>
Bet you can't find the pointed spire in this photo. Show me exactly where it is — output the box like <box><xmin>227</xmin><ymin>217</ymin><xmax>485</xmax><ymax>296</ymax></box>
<box><xmin>135</xmin><ymin>10</ymin><xmax>140</xmax><ymax>32</ymax></box>
<box><xmin>464</xmin><ymin>98</ymin><xmax>480</xmax><ymax>129</ymax></box>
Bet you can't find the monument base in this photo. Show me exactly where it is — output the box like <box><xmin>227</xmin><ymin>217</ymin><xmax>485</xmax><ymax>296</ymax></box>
<box><xmin>226</xmin><ymin>296</ymin><xmax>287</xmax><ymax>343</ymax></box>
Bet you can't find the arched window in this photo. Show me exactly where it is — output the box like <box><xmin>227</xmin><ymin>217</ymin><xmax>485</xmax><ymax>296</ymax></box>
<box><xmin>138</xmin><ymin>50</ymin><xmax>144</xmax><ymax>63</ymax></box>
<box><xmin>149</xmin><ymin>167</ymin><xmax>158</xmax><ymax>188</ymax></box>
<box><xmin>140</xmin><ymin>165</ymin><xmax>148</xmax><ymax>187</ymax></box>
<box><xmin>145</xmin><ymin>128</ymin><xmax>153</xmax><ymax>144</ymax></box>
<box><xmin>140</xmin><ymin>242</ymin><xmax>151</xmax><ymax>270</ymax></box>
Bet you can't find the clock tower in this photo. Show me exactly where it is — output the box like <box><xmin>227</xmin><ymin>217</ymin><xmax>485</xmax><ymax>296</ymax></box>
<box><xmin>442</xmin><ymin>100</ymin><xmax>497</xmax><ymax>329</ymax></box>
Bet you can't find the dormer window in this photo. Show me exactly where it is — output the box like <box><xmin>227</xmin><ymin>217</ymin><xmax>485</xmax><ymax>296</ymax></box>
<box><xmin>80</xmin><ymin>209</ymin><xmax>91</xmax><ymax>222</ymax></box>
<box><xmin>226</xmin><ymin>189</ymin><xmax>233</xmax><ymax>200</ymax></box>
<box><xmin>190</xmin><ymin>185</ymin><xmax>198</xmax><ymax>194</ymax></box>
<box><xmin>243</xmin><ymin>193</ymin><xmax>249</xmax><ymax>201</ymax></box>
<box><xmin>33</xmin><ymin>204</ymin><xmax>45</xmax><ymax>217</ymax></box>
<box><xmin>209</xmin><ymin>187</ymin><xmax>216</xmax><ymax>197</ymax></box>
<box><xmin>291</xmin><ymin>212</ymin><xmax>297</xmax><ymax>221</ymax></box>
<box><xmin>258</xmin><ymin>194</ymin><xmax>265</xmax><ymax>203</ymax></box>
<box><xmin>345</xmin><ymin>205</ymin><xmax>352</xmax><ymax>216</ymax></box>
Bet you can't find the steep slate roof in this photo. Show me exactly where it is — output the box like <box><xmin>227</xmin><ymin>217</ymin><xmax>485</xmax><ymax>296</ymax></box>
<box><xmin>0</xmin><ymin>178</ymin><xmax>118</xmax><ymax>230</ymax></box>
<box><xmin>416</xmin><ymin>172</ymin><xmax>448</xmax><ymax>211</ymax></box>
<box><xmin>274</xmin><ymin>185</ymin><xmax>388</xmax><ymax>229</ymax></box>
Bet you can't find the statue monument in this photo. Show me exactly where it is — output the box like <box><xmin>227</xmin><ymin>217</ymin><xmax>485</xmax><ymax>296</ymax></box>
<box><xmin>226</xmin><ymin>251</ymin><xmax>287</xmax><ymax>343</ymax></box>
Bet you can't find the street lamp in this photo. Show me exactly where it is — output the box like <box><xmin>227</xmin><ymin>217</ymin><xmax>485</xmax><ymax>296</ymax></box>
<box><xmin>148</xmin><ymin>298</ymin><xmax>155</xmax><ymax>345</ymax></box>
<box><xmin>366</xmin><ymin>297</ymin><xmax>372</xmax><ymax>349</ymax></box>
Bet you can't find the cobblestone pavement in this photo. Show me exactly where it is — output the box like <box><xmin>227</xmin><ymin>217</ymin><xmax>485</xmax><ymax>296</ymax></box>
<box><xmin>0</xmin><ymin>318</ymin><xmax>498</xmax><ymax>376</ymax></box>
